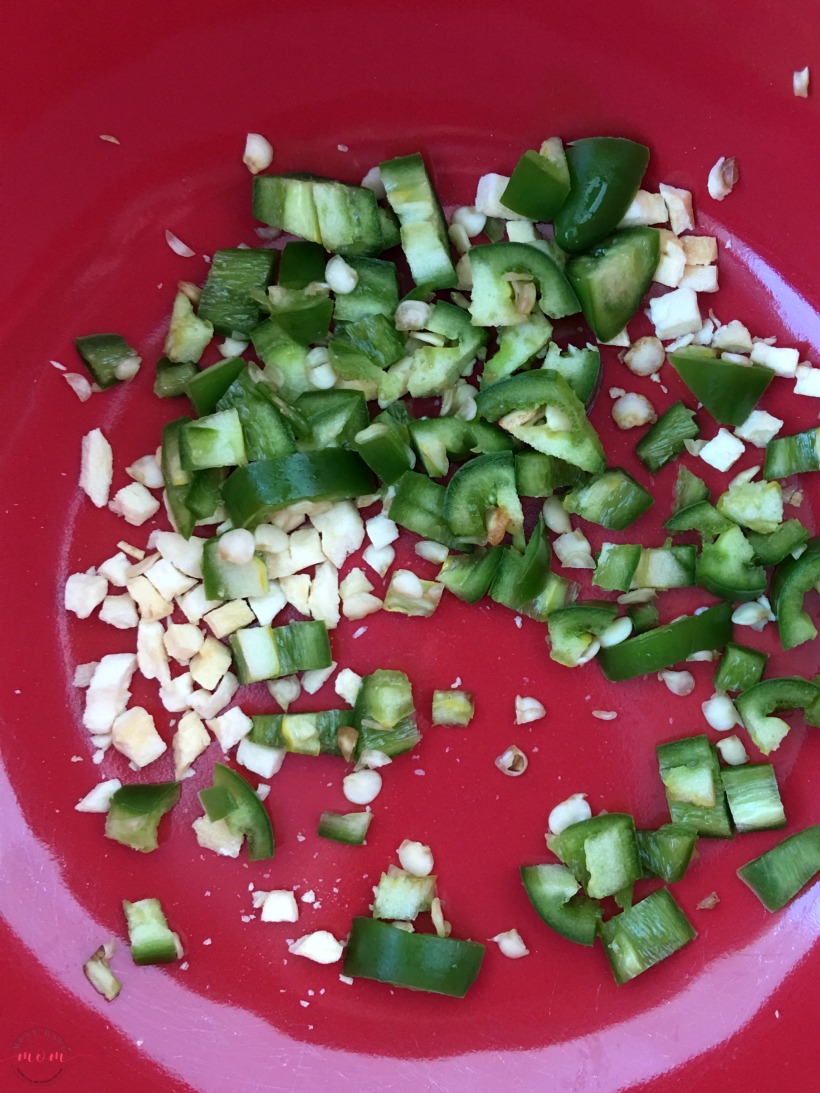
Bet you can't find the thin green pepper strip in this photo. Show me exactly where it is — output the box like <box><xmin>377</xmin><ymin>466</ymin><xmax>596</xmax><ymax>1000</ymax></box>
<box><xmin>597</xmin><ymin>603</ymin><xmax>733</xmax><ymax>681</ymax></box>
<box><xmin>221</xmin><ymin>449</ymin><xmax>375</xmax><ymax>529</ymax></box>
<box><xmin>734</xmin><ymin>677</ymin><xmax>820</xmax><ymax>755</ymax></box>
<box><xmin>342</xmin><ymin>917</ymin><xmax>485</xmax><ymax>997</ymax></box>
<box><xmin>770</xmin><ymin>537</ymin><xmax>820</xmax><ymax>650</ymax></box>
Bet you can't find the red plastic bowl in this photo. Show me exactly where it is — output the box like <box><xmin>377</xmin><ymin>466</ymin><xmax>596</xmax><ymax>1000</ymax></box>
<box><xmin>2</xmin><ymin>3</ymin><xmax>820</xmax><ymax>1091</ymax></box>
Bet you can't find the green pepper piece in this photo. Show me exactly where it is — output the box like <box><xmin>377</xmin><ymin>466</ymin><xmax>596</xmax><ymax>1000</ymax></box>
<box><xmin>563</xmin><ymin>468</ymin><xmax>653</xmax><ymax>530</ymax></box>
<box><xmin>764</xmin><ymin>426</ymin><xmax>820</xmax><ymax>479</ymax></box>
<box><xmin>221</xmin><ymin>449</ymin><xmax>375</xmax><ymax>529</ymax></box>
<box><xmin>747</xmin><ymin>519</ymin><xmax>810</xmax><ymax>566</ymax></box>
<box><xmin>540</xmin><ymin>342</ymin><xmax>602</xmax><ymax>406</ymax></box>
<box><xmin>520</xmin><ymin>863</ymin><xmax>601</xmax><ymax>946</ymax></box>
<box><xmin>481</xmin><ymin>312</ymin><xmax>553</xmax><ymax>387</ymax></box>
<box><xmin>293</xmin><ymin>389</ymin><xmax>370</xmax><ymax>450</ymax></box>
<box><xmin>253</xmin><ymin>174</ymin><xmax>322</xmax><ymax>242</ymax></box>
<box><xmin>250</xmin><ymin>710</ymin><xmax>347</xmax><ymax>755</ymax></box>
<box><xmin>669</xmin><ymin>349</ymin><xmax>774</xmax><ymax>427</ymax></box>
<box><xmin>104</xmin><ymin>782</ymin><xmax>181</xmax><ymax>853</ymax></box>
<box><xmin>278</xmin><ymin>241</ymin><xmax>327</xmax><ymax>289</ymax></box>
<box><xmin>335</xmin><ymin>313</ymin><xmax>405</xmax><ymax>369</ymax></box>
<box><xmin>600</xmin><ymin>889</ymin><xmax>696</xmax><ymax>985</ymax></box>
<box><xmin>522</xmin><ymin>572</ymin><xmax>574</xmax><ymax>622</ymax></box>
<box><xmin>468</xmin><ymin>242</ymin><xmax>580</xmax><ymax>327</ymax></box>
<box><xmin>489</xmin><ymin>518</ymin><xmax>549</xmax><ymax>610</ymax></box>
<box><xmin>438</xmin><ymin>547</ymin><xmax>504</xmax><ymax>604</ymax></box>
<box><xmin>636</xmin><ymin>401</ymin><xmax>699</xmax><ymax>473</ymax></box>
<box><xmin>164</xmin><ymin>292</ymin><xmax>213</xmax><ymax>364</ymax></box>
<box><xmin>380</xmin><ymin>153</ymin><xmax>456</xmax><ymax>289</ymax></box>
<box><xmin>501</xmin><ymin>144</ymin><xmax>571</xmax><ymax>220</ymax></box>
<box><xmin>122</xmin><ymin>898</ymin><xmax>182</xmax><ymax>966</ymax></box>
<box><xmin>514</xmin><ymin>451</ymin><xmax>584</xmax><ymax>497</ymax></box>
<box><xmin>161</xmin><ymin>418</ymin><xmax>195</xmax><ymax>538</ymax></box>
<box><xmin>390</xmin><ymin>470</ymin><xmax>467</xmax><ymax>550</ymax></box>
<box><xmin>185</xmin><ymin>356</ymin><xmax>246</xmax><ymax>415</ymax></box>
<box><xmin>631</xmin><ymin>544</ymin><xmax>696</xmax><ymax>590</ymax></box>
<box><xmin>444</xmin><ymin>452</ymin><xmax>525</xmax><ymax>550</ymax></box>
<box><xmin>215</xmin><ymin>367</ymin><xmax>297</xmax><ymax>462</ymax></box>
<box><xmin>431</xmin><ymin>689</ymin><xmax>475</xmax><ymax>727</ymax></box>
<box><xmin>735</xmin><ymin>677</ymin><xmax>820</xmax><ymax>755</ymax></box>
<box><xmin>406</xmin><ymin>300</ymin><xmax>488</xmax><ymax>397</ymax></box>
<box><xmin>354</xmin><ymin>416</ymin><xmax>415</xmax><ymax>487</ymax></box>
<box><xmin>664</xmin><ymin>500</ymin><xmax>735</xmax><ymax>539</ymax></box>
<box><xmin>204</xmin><ymin>763</ymin><xmax>274</xmax><ymax>861</ymax></box>
<box><xmin>331</xmin><ymin>256</ymin><xmax>399</xmax><ymax>321</ymax></box>
<box><xmin>354</xmin><ymin>669</ymin><xmax>415</xmax><ymax>730</ymax></box>
<box><xmin>566</xmin><ymin>227</ymin><xmax>660</xmax><ymax>343</ymax></box>
<box><xmin>547</xmin><ymin>601</ymin><xmax>619</xmax><ymax>667</ymax></box>
<box><xmin>264</xmin><ymin>285</ymin><xmax>334</xmax><ymax>346</ymax></box>
<box><xmin>696</xmin><ymin>525</ymin><xmax>767</xmax><ymax>602</ymax></box>
<box><xmin>672</xmin><ymin>465</ymin><xmax>710</xmax><ymax>513</ymax></box>
<box><xmin>593</xmin><ymin>543</ymin><xmax>642</xmax><ymax>592</ymax></box>
<box><xmin>408</xmin><ymin>417</ymin><xmax>513</xmax><ymax>479</ymax></box>
<box><xmin>251</xmin><ymin>319</ymin><xmax>312</xmax><ymax>401</ymax></box>
<box><xmin>342</xmin><ymin>917</ymin><xmax>485</xmax><ymax>997</ymax></box>
<box><xmin>197</xmin><ymin>248</ymin><xmax>276</xmax><ymax>337</ymax></box>
<box><xmin>737</xmin><ymin>825</ymin><xmax>820</xmax><ymax>911</ymax></box>
<box><xmin>628</xmin><ymin>600</ymin><xmax>660</xmax><ymax>633</ymax></box>
<box><xmin>198</xmin><ymin>784</ymin><xmax>239</xmax><ymax>823</ymax></box>
<box><xmin>636</xmin><ymin>824</ymin><xmax>698</xmax><ymax>883</ymax></box>
<box><xmin>713</xmin><ymin>642</ymin><xmax>768</xmax><ymax>693</ymax></box>
<box><xmin>598</xmin><ymin>602</ymin><xmax>733</xmax><ymax>681</ymax></box>
<box><xmin>554</xmin><ymin>137</ymin><xmax>650</xmax><ymax>254</ymax></box>
<box><xmin>317</xmin><ymin>811</ymin><xmax>372</xmax><ymax>845</ymax></box>
<box><xmin>475</xmin><ymin>370</ymin><xmax>606</xmax><ymax>474</ymax></box>
<box><xmin>548</xmin><ymin>813</ymin><xmax>641</xmax><ymax>899</ymax></box>
<box><xmin>154</xmin><ymin>356</ymin><xmax>198</xmax><ymax>399</ymax></box>
<box><xmin>770</xmin><ymin>537</ymin><xmax>820</xmax><ymax>649</ymax></box>
<box><xmin>74</xmin><ymin>333</ymin><xmax>141</xmax><ymax>389</ymax></box>
<box><xmin>657</xmin><ymin>735</ymin><xmax>733</xmax><ymax>838</ymax></box>
<box><xmin>722</xmin><ymin>764</ymin><xmax>786</xmax><ymax>833</ymax></box>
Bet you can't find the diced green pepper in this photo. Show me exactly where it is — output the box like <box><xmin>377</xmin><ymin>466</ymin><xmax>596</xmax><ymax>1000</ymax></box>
<box><xmin>547</xmin><ymin>601</ymin><xmax>619</xmax><ymax>667</ymax></box>
<box><xmin>770</xmin><ymin>537</ymin><xmax>820</xmax><ymax>649</ymax></box>
<box><xmin>714</xmin><ymin>642</ymin><xmax>768</xmax><ymax>693</ymax></box>
<box><xmin>514</xmin><ymin>451</ymin><xmax>584</xmax><ymax>497</ymax></box>
<box><xmin>163</xmin><ymin>292</ymin><xmax>213</xmax><ymax>364</ymax></box>
<box><xmin>520</xmin><ymin>863</ymin><xmax>601</xmax><ymax>946</ymax></box>
<box><xmin>475</xmin><ymin>370</ymin><xmax>606</xmax><ymax>474</ymax></box>
<box><xmin>201</xmin><ymin>763</ymin><xmax>274</xmax><ymax>861</ymax></box>
<box><xmin>716</xmin><ymin>479</ymin><xmax>783</xmax><ymax>535</ymax></box>
<box><xmin>696</xmin><ymin>525</ymin><xmax>767</xmax><ymax>602</ymax></box>
<box><xmin>122</xmin><ymin>898</ymin><xmax>182</xmax><ymax>966</ymax></box>
<box><xmin>444</xmin><ymin>452</ymin><xmax>525</xmax><ymax>550</ymax></box>
<box><xmin>737</xmin><ymin>825</ymin><xmax>820</xmax><ymax>911</ymax></box>
<box><xmin>431</xmin><ymin>689</ymin><xmax>475</xmax><ymax>727</ymax></box>
<box><xmin>185</xmin><ymin>356</ymin><xmax>246</xmax><ymax>415</ymax></box>
<box><xmin>672</xmin><ymin>465</ymin><xmax>710</xmax><ymax>513</ymax></box>
<box><xmin>154</xmin><ymin>356</ymin><xmax>198</xmax><ymax>399</ymax></box>
<box><xmin>664</xmin><ymin>500</ymin><xmax>734</xmax><ymax>539</ymax></box>
<box><xmin>74</xmin><ymin>333</ymin><xmax>141</xmax><ymax>389</ymax></box>
<box><xmin>489</xmin><ymin>518</ymin><xmax>549</xmax><ymax>610</ymax></box>
<box><xmin>600</xmin><ymin>888</ymin><xmax>696</xmax><ymax>985</ymax></box>
<box><xmin>566</xmin><ymin>228</ymin><xmax>660</xmax><ymax>343</ymax></box>
<box><xmin>669</xmin><ymin>349</ymin><xmax>773</xmax><ymax>427</ymax></box>
<box><xmin>468</xmin><ymin>242</ymin><xmax>580</xmax><ymax>327</ymax></box>
<box><xmin>481</xmin><ymin>312</ymin><xmax>553</xmax><ymax>387</ymax></box>
<box><xmin>104</xmin><ymin>782</ymin><xmax>181</xmax><ymax>853</ymax></box>
<box><xmin>222</xmin><ymin>449</ymin><xmax>375</xmax><ymax>529</ymax></box>
<box><xmin>636</xmin><ymin>402</ymin><xmax>699</xmax><ymax>473</ymax></box>
<box><xmin>764</xmin><ymin>426</ymin><xmax>820</xmax><ymax>480</ymax></box>
<box><xmin>380</xmin><ymin>153</ymin><xmax>456</xmax><ymax>288</ymax></box>
<box><xmin>554</xmin><ymin>137</ymin><xmax>649</xmax><ymax>253</ymax></box>
<box><xmin>277</xmin><ymin>241</ymin><xmax>327</xmax><ymax>289</ymax></box>
<box><xmin>438</xmin><ymin>547</ymin><xmax>503</xmax><ymax>604</ymax></box>
<box><xmin>636</xmin><ymin>824</ymin><xmax>698</xmax><ymax>883</ymax></box>
<box><xmin>598</xmin><ymin>603</ymin><xmax>733</xmax><ymax>681</ymax></box>
<box><xmin>563</xmin><ymin>468</ymin><xmax>653</xmax><ymax>530</ymax></box>
<box><xmin>548</xmin><ymin>813</ymin><xmax>641</xmax><ymax>899</ymax></box>
<box><xmin>721</xmin><ymin>764</ymin><xmax>786</xmax><ymax>832</ymax></box>
<box><xmin>747</xmin><ymin>519</ymin><xmax>810</xmax><ymax>566</ymax></box>
<box><xmin>540</xmin><ymin>342</ymin><xmax>602</xmax><ymax>406</ymax></box>
<box><xmin>593</xmin><ymin>543</ymin><xmax>642</xmax><ymax>592</ymax></box>
<box><xmin>735</xmin><ymin>677</ymin><xmax>820</xmax><ymax>755</ymax></box>
<box><xmin>501</xmin><ymin>144</ymin><xmax>570</xmax><ymax>220</ymax></box>
<box><xmin>318</xmin><ymin>811</ymin><xmax>372</xmax><ymax>845</ymax></box>
<box><xmin>657</xmin><ymin>735</ymin><xmax>733</xmax><ymax>838</ymax></box>
<box><xmin>390</xmin><ymin>471</ymin><xmax>467</xmax><ymax>549</ymax></box>
<box><xmin>342</xmin><ymin>917</ymin><xmax>485</xmax><ymax>997</ymax></box>
<box><xmin>198</xmin><ymin>248</ymin><xmax>276</xmax><ymax>336</ymax></box>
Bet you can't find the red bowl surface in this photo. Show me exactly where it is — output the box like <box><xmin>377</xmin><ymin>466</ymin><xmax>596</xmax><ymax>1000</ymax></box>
<box><xmin>2</xmin><ymin>2</ymin><xmax>820</xmax><ymax>1091</ymax></box>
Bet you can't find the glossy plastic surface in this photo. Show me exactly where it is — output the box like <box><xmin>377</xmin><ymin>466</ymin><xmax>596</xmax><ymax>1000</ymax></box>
<box><xmin>2</xmin><ymin>2</ymin><xmax>820</xmax><ymax>1091</ymax></box>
